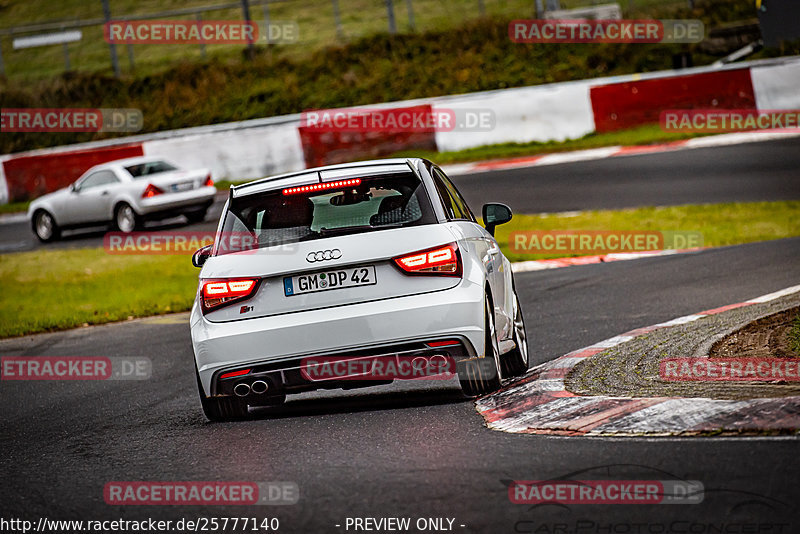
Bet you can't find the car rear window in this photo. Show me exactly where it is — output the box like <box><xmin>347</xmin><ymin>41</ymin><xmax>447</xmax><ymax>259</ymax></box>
<box><xmin>217</xmin><ymin>171</ymin><xmax>436</xmax><ymax>254</ymax></box>
<box><xmin>125</xmin><ymin>161</ymin><xmax>177</xmax><ymax>178</ymax></box>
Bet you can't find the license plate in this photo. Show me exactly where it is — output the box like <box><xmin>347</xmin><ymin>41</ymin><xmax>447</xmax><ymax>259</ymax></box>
<box><xmin>170</xmin><ymin>181</ymin><xmax>194</xmax><ymax>192</ymax></box>
<box><xmin>284</xmin><ymin>266</ymin><xmax>376</xmax><ymax>296</ymax></box>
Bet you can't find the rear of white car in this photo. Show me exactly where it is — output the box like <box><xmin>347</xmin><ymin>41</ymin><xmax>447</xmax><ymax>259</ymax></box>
<box><xmin>190</xmin><ymin>158</ymin><xmax>528</xmax><ymax>420</ymax></box>
<box><xmin>27</xmin><ymin>157</ymin><xmax>216</xmax><ymax>241</ymax></box>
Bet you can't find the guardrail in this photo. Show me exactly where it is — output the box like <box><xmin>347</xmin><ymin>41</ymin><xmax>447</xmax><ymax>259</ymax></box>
<box><xmin>2</xmin><ymin>55</ymin><xmax>798</xmax><ymax>204</ymax></box>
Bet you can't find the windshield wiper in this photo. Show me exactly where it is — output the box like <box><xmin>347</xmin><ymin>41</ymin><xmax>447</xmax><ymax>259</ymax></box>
<box><xmin>319</xmin><ymin>222</ymin><xmax>406</xmax><ymax>236</ymax></box>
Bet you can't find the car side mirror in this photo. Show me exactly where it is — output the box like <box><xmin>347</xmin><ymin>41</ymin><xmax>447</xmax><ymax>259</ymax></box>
<box><xmin>69</xmin><ymin>183</ymin><xmax>78</xmax><ymax>193</ymax></box>
<box><xmin>192</xmin><ymin>244</ymin><xmax>212</xmax><ymax>268</ymax></box>
<box><xmin>482</xmin><ymin>203</ymin><xmax>513</xmax><ymax>236</ymax></box>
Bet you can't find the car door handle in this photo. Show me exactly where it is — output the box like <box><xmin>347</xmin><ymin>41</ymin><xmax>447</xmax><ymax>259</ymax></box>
<box><xmin>101</xmin><ymin>190</ymin><xmax>109</xmax><ymax>196</ymax></box>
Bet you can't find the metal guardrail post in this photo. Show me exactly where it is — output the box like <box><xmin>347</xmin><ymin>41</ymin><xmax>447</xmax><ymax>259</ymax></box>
<box><xmin>101</xmin><ymin>0</ymin><xmax>121</xmax><ymax>77</ymax></box>
<box><xmin>62</xmin><ymin>42</ymin><xmax>71</xmax><ymax>70</ymax></box>
<box><xmin>196</xmin><ymin>13</ymin><xmax>207</xmax><ymax>58</ymax></box>
<box><xmin>405</xmin><ymin>0</ymin><xmax>415</xmax><ymax>31</ymax></box>
<box><xmin>240</xmin><ymin>0</ymin><xmax>255</xmax><ymax>58</ymax></box>
<box><xmin>331</xmin><ymin>0</ymin><xmax>344</xmax><ymax>40</ymax></box>
<box><xmin>126</xmin><ymin>43</ymin><xmax>135</xmax><ymax>71</ymax></box>
<box><xmin>385</xmin><ymin>0</ymin><xmax>397</xmax><ymax>34</ymax></box>
<box><xmin>261</xmin><ymin>0</ymin><xmax>272</xmax><ymax>44</ymax></box>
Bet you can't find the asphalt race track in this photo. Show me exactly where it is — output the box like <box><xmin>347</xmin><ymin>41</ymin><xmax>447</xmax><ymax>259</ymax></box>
<box><xmin>451</xmin><ymin>137</ymin><xmax>800</xmax><ymax>212</ymax></box>
<box><xmin>1</xmin><ymin>141</ymin><xmax>799</xmax><ymax>532</ymax></box>
<box><xmin>1</xmin><ymin>137</ymin><xmax>799</xmax><ymax>252</ymax></box>
<box><xmin>2</xmin><ymin>238</ymin><xmax>799</xmax><ymax>531</ymax></box>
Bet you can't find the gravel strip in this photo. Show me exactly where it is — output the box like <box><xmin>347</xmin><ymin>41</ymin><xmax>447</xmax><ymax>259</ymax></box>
<box><xmin>565</xmin><ymin>293</ymin><xmax>800</xmax><ymax>400</ymax></box>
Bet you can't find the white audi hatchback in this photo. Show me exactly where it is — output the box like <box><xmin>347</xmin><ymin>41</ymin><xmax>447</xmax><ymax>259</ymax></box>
<box><xmin>190</xmin><ymin>158</ymin><xmax>528</xmax><ymax>421</ymax></box>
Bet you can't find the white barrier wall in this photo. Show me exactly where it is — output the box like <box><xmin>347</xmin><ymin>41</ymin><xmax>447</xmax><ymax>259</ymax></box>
<box><xmin>142</xmin><ymin>121</ymin><xmax>305</xmax><ymax>181</ymax></box>
<box><xmin>0</xmin><ymin>156</ymin><xmax>9</xmax><ymax>205</ymax></box>
<box><xmin>432</xmin><ymin>80</ymin><xmax>597</xmax><ymax>152</ymax></box>
<box><xmin>750</xmin><ymin>61</ymin><xmax>800</xmax><ymax>110</ymax></box>
<box><xmin>2</xmin><ymin>56</ymin><xmax>799</xmax><ymax>204</ymax></box>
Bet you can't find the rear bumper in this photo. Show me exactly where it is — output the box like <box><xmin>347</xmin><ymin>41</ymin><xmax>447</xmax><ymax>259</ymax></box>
<box><xmin>191</xmin><ymin>280</ymin><xmax>485</xmax><ymax>397</ymax></box>
<box><xmin>136</xmin><ymin>186</ymin><xmax>216</xmax><ymax>217</ymax></box>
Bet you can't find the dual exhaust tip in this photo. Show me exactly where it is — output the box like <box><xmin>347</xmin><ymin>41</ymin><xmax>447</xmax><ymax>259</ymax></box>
<box><xmin>233</xmin><ymin>380</ymin><xmax>269</xmax><ymax>397</ymax></box>
<box><xmin>411</xmin><ymin>354</ymin><xmax>449</xmax><ymax>371</ymax></box>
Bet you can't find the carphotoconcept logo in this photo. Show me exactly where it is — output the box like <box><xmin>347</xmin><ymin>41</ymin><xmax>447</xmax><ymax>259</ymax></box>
<box><xmin>1</xmin><ymin>108</ymin><xmax>142</xmax><ymax>133</ymax></box>
<box><xmin>1</xmin><ymin>357</ymin><xmax>151</xmax><ymax>380</ymax></box>
<box><xmin>509</xmin><ymin>19</ymin><xmax>704</xmax><ymax>43</ymax></box>
<box><xmin>661</xmin><ymin>109</ymin><xmax>800</xmax><ymax>132</ymax></box>
<box><xmin>661</xmin><ymin>357</ymin><xmax>800</xmax><ymax>382</ymax></box>
<box><xmin>300</xmin><ymin>107</ymin><xmax>495</xmax><ymax>133</ymax></box>
<box><xmin>510</xmin><ymin>230</ymin><xmax>703</xmax><ymax>256</ymax></box>
<box><xmin>103</xmin><ymin>481</ymin><xmax>298</xmax><ymax>505</ymax></box>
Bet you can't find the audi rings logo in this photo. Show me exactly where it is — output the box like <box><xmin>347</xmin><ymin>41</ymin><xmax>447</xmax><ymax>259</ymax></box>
<box><xmin>306</xmin><ymin>249</ymin><xmax>342</xmax><ymax>263</ymax></box>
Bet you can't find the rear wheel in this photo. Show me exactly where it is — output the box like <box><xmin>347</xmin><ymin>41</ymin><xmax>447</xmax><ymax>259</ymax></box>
<box><xmin>196</xmin><ymin>370</ymin><xmax>250</xmax><ymax>422</ymax></box>
<box><xmin>500</xmin><ymin>291</ymin><xmax>529</xmax><ymax>377</ymax></box>
<box><xmin>114</xmin><ymin>202</ymin><xmax>141</xmax><ymax>233</ymax></box>
<box><xmin>32</xmin><ymin>210</ymin><xmax>60</xmax><ymax>243</ymax></box>
<box><xmin>459</xmin><ymin>294</ymin><xmax>503</xmax><ymax>397</ymax></box>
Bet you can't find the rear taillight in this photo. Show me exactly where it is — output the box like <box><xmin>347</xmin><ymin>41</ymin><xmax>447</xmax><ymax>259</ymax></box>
<box><xmin>141</xmin><ymin>184</ymin><xmax>164</xmax><ymax>198</ymax></box>
<box><xmin>201</xmin><ymin>278</ymin><xmax>259</xmax><ymax>313</ymax></box>
<box><xmin>394</xmin><ymin>243</ymin><xmax>462</xmax><ymax>277</ymax></box>
<box><xmin>204</xmin><ymin>174</ymin><xmax>214</xmax><ymax>187</ymax></box>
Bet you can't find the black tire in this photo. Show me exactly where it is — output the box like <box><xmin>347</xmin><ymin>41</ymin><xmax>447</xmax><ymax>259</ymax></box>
<box><xmin>113</xmin><ymin>202</ymin><xmax>142</xmax><ymax>233</ymax></box>
<box><xmin>184</xmin><ymin>208</ymin><xmax>208</xmax><ymax>224</ymax></box>
<box><xmin>196</xmin><ymin>370</ymin><xmax>250</xmax><ymax>422</ymax></box>
<box><xmin>32</xmin><ymin>210</ymin><xmax>61</xmax><ymax>243</ymax></box>
<box><xmin>500</xmin><ymin>291</ymin><xmax>529</xmax><ymax>377</ymax></box>
<box><xmin>459</xmin><ymin>293</ymin><xmax>503</xmax><ymax>397</ymax></box>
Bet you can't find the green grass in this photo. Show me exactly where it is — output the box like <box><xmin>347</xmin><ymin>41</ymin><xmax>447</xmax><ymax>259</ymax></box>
<box><xmin>789</xmin><ymin>314</ymin><xmax>800</xmax><ymax>357</ymax></box>
<box><xmin>3</xmin><ymin>0</ymin><xmax>782</xmax><ymax>158</ymax></box>
<box><xmin>0</xmin><ymin>0</ymin><xmax>689</xmax><ymax>82</ymax></box>
<box><xmin>391</xmin><ymin>123</ymin><xmax>712</xmax><ymax>164</ymax></box>
<box><xmin>494</xmin><ymin>201</ymin><xmax>800</xmax><ymax>262</ymax></box>
<box><xmin>0</xmin><ymin>248</ymin><xmax>197</xmax><ymax>338</ymax></box>
<box><xmin>1</xmin><ymin>201</ymin><xmax>797</xmax><ymax>338</ymax></box>
<box><xmin>0</xmin><ymin>201</ymin><xmax>30</xmax><ymax>214</ymax></box>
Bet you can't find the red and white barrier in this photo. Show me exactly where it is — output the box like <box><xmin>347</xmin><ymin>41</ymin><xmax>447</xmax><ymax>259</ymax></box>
<box><xmin>141</xmin><ymin>122</ymin><xmax>305</xmax><ymax>182</ymax></box>
<box><xmin>2</xmin><ymin>56</ymin><xmax>798</xmax><ymax>204</ymax></box>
